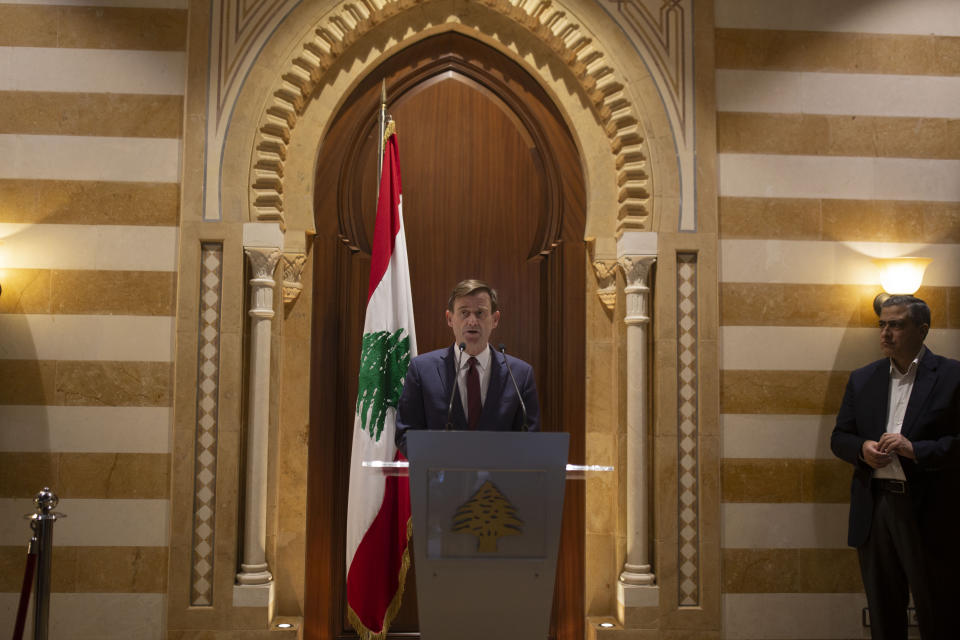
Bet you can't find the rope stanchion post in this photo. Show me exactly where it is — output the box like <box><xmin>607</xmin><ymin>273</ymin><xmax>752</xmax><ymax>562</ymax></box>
<box><xmin>25</xmin><ymin>487</ymin><xmax>65</xmax><ymax>640</ymax></box>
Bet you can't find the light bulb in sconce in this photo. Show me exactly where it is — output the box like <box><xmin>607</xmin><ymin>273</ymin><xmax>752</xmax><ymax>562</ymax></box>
<box><xmin>872</xmin><ymin>257</ymin><xmax>932</xmax><ymax>315</ymax></box>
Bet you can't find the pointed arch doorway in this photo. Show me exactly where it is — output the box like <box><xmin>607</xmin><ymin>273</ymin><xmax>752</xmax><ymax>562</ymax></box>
<box><xmin>306</xmin><ymin>32</ymin><xmax>586</xmax><ymax>639</ymax></box>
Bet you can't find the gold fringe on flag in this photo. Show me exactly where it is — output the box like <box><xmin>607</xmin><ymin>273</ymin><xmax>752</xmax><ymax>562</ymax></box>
<box><xmin>347</xmin><ymin>515</ymin><xmax>413</xmax><ymax>640</ymax></box>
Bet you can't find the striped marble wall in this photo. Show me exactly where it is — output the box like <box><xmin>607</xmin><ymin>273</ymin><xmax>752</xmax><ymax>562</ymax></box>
<box><xmin>0</xmin><ymin>1</ymin><xmax>186</xmax><ymax>637</ymax></box>
<box><xmin>715</xmin><ymin>1</ymin><xmax>960</xmax><ymax>638</ymax></box>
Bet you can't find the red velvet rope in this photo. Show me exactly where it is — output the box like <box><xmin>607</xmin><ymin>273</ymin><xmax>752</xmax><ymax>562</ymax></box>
<box><xmin>12</xmin><ymin>551</ymin><xmax>37</xmax><ymax>640</ymax></box>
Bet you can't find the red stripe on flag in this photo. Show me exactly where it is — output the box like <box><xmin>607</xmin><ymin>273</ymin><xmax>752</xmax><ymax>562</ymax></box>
<box><xmin>346</xmin><ymin>473</ymin><xmax>411</xmax><ymax>633</ymax></box>
<box><xmin>367</xmin><ymin>134</ymin><xmax>403</xmax><ymax>302</ymax></box>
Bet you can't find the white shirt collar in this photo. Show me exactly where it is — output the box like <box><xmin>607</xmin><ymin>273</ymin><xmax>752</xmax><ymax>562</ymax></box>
<box><xmin>889</xmin><ymin>344</ymin><xmax>926</xmax><ymax>377</ymax></box>
<box><xmin>457</xmin><ymin>343</ymin><xmax>491</xmax><ymax>371</ymax></box>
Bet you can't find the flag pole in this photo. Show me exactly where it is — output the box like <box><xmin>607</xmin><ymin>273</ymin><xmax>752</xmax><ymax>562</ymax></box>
<box><xmin>377</xmin><ymin>80</ymin><xmax>387</xmax><ymax>191</ymax></box>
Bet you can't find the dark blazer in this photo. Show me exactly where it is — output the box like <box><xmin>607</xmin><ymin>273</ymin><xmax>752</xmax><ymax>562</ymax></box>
<box><xmin>395</xmin><ymin>344</ymin><xmax>540</xmax><ymax>455</ymax></box>
<box><xmin>831</xmin><ymin>348</ymin><xmax>960</xmax><ymax>548</ymax></box>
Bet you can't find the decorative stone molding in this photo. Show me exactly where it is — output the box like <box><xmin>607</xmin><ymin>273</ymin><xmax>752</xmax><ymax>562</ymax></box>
<box><xmin>592</xmin><ymin>258</ymin><xmax>619</xmax><ymax>311</ymax></box>
<box><xmin>210</xmin><ymin>1</ymin><xmax>297</xmax><ymax>131</ymax></box>
<box><xmin>280</xmin><ymin>251</ymin><xmax>307</xmax><ymax>305</ymax></box>
<box><xmin>250</xmin><ymin>0</ymin><xmax>651</xmax><ymax>229</ymax></box>
<box><xmin>603</xmin><ymin>0</ymin><xmax>695</xmax><ymax>231</ymax></box>
<box><xmin>604</xmin><ymin>0</ymin><xmax>691</xmax><ymax>143</ymax></box>
<box><xmin>204</xmin><ymin>0</ymin><xmax>300</xmax><ymax>220</ymax></box>
<box><xmin>588</xmin><ymin>237</ymin><xmax>619</xmax><ymax>311</ymax></box>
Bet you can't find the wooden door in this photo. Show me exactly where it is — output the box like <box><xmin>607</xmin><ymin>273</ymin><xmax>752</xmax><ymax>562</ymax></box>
<box><xmin>306</xmin><ymin>32</ymin><xmax>585</xmax><ymax>640</ymax></box>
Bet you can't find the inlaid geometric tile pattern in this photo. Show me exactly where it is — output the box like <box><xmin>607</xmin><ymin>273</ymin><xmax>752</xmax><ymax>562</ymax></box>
<box><xmin>191</xmin><ymin>243</ymin><xmax>224</xmax><ymax>606</ymax></box>
<box><xmin>676</xmin><ymin>253</ymin><xmax>700</xmax><ymax>606</ymax></box>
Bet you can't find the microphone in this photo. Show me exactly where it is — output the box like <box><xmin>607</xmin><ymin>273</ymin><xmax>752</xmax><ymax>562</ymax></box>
<box><xmin>498</xmin><ymin>344</ymin><xmax>529</xmax><ymax>432</ymax></box>
<box><xmin>445</xmin><ymin>342</ymin><xmax>466</xmax><ymax>430</ymax></box>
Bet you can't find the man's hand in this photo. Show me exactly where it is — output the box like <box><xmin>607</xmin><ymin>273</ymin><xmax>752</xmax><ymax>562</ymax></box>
<box><xmin>861</xmin><ymin>440</ymin><xmax>892</xmax><ymax>468</ymax></box>
<box><xmin>877</xmin><ymin>433</ymin><xmax>916</xmax><ymax>460</ymax></box>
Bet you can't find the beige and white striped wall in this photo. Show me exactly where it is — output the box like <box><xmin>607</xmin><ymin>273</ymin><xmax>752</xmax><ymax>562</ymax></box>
<box><xmin>0</xmin><ymin>1</ymin><xmax>185</xmax><ymax>637</ymax></box>
<box><xmin>716</xmin><ymin>0</ymin><xmax>960</xmax><ymax>638</ymax></box>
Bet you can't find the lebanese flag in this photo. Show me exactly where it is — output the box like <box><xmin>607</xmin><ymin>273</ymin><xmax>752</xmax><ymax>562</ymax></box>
<box><xmin>346</xmin><ymin>125</ymin><xmax>417</xmax><ymax>639</ymax></box>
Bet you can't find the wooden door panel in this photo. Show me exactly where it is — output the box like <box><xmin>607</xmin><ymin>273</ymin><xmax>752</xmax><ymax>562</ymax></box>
<box><xmin>307</xmin><ymin>32</ymin><xmax>585</xmax><ymax>640</ymax></box>
<box><xmin>340</xmin><ymin>71</ymin><xmax>550</xmax><ymax>362</ymax></box>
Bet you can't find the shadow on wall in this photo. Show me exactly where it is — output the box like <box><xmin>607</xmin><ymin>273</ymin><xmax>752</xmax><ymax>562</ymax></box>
<box><xmin>0</xmin><ymin>270</ymin><xmax>52</xmax><ymax>459</ymax></box>
<box><xmin>802</xmin><ymin>300</ymin><xmax>879</xmax><ymax>552</ymax></box>
<box><xmin>0</xmin><ymin>268</ymin><xmax>53</xmax><ymax>540</ymax></box>
<box><xmin>816</xmin><ymin>298</ymin><xmax>880</xmax><ymax>433</ymax></box>
<box><xmin>0</xmin><ymin>272</ymin><xmax>53</xmax><ymax>640</ymax></box>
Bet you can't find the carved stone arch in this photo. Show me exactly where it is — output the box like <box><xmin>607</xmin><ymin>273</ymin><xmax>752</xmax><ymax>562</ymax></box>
<box><xmin>245</xmin><ymin>0</ymin><xmax>658</xmax><ymax>238</ymax></box>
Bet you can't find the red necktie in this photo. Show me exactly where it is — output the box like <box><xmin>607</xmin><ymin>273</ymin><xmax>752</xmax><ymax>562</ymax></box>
<box><xmin>467</xmin><ymin>356</ymin><xmax>481</xmax><ymax>430</ymax></box>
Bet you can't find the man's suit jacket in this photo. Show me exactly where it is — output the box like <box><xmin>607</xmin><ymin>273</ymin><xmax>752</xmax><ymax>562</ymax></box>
<box><xmin>395</xmin><ymin>344</ymin><xmax>540</xmax><ymax>455</ymax></box>
<box><xmin>831</xmin><ymin>348</ymin><xmax>960</xmax><ymax>548</ymax></box>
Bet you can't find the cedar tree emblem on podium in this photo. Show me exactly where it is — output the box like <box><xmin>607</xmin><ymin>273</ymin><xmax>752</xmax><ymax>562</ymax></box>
<box><xmin>452</xmin><ymin>480</ymin><xmax>523</xmax><ymax>552</ymax></box>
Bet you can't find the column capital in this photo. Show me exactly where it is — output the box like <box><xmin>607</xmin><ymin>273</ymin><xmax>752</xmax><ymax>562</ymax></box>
<box><xmin>618</xmin><ymin>255</ymin><xmax>655</xmax><ymax>326</ymax></box>
<box><xmin>244</xmin><ymin>246</ymin><xmax>282</xmax><ymax>279</ymax></box>
<box><xmin>279</xmin><ymin>251</ymin><xmax>307</xmax><ymax>305</ymax></box>
<box><xmin>242</xmin><ymin>221</ymin><xmax>284</xmax><ymax>284</ymax></box>
<box><xmin>617</xmin><ymin>255</ymin><xmax>656</xmax><ymax>289</ymax></box>
<box><xmin>244</xmin><ymin>248</ymin><xmax>281</xmax><ymax>319</ymax></box>
<box><xmin>617</xmin><ymin>231</ymin><xmax>657</xmax><ymax>291</ymax></box>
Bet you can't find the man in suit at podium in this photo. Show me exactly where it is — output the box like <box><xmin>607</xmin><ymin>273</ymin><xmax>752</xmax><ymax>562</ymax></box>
<box><xmin>396</xmin><ymin>279</ymin><xmax>540</xmax><ymax>454</ymax></box>
<box><xmin>831</xmin><ymin>295</ymin><xmax>960</xmax><ymax>639</ymax></box>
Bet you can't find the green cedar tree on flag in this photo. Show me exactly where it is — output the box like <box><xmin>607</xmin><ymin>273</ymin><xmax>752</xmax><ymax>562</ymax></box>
<box><xmin>346</xmin><ymin>122</ymin><xmax>417</xmax><ymax>640</ymax></box>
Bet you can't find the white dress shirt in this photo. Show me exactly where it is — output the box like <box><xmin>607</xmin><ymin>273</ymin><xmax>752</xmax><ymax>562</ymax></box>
<box><xmin>874</xmin><ymin>345</ymin><xmax>926</xmax><ymax>481</ymax></box>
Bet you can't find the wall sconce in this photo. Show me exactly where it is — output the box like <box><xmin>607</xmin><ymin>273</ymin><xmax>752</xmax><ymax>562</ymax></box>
<box><xmin>872</xmin><ymin>257</ymin><xmax>932</xmax><ymax>315</ymax></box>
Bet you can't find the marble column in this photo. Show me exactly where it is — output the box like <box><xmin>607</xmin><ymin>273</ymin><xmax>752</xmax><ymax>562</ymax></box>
<box><xmin>617</xmin><ymin>232</ymin><xmax>658</xmax><ymax>612</ymax></box>
<box><xmin>236</xmin><ymin>223</ymin><xmax>283</xmax><ymax>600</ymax></box>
